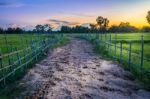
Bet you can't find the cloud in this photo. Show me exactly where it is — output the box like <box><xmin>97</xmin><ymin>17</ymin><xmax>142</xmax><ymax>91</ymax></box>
<box><xmin>45</xmin><ymin>19</ymin><xmax>80</xmax><ymax>31</ymax></box>
<box><xmin>47</xmin><ymin>19</ymin><xmax>80</xmax><ymax>26</ymax></box>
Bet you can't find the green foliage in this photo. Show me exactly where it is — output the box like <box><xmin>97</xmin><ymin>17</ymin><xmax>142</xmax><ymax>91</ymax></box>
<box><xmin>94</xmin><ymin>44</ymin><xmax>108</xmax><ymax>57</ymax></box>
<box><xmin>50</xmin><ymin>36</ymin><xmax>70</xmax><ymax>48</ymax></box>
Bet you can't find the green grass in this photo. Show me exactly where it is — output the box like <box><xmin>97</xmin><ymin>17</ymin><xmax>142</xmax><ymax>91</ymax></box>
<box><xmin>0</xmin><ymin>34</ymin><xmax>60</xmax><ymax>66</ymax></box>
<box><xmin>86</xmin><ymin>33</ymin><xmax>150</xmax><ymax>86</ymax></box>
<box><xmin>0</xmin><ymin>34</ymin><xmax>48</xmax><ymax>54</ymax></box>
<box><xmin>0</xmin><ymin>35</ymin><xmax>69</xmax><ymax>99</ymax></box>
<box><xmin>95</xmin><ymin>33</ymin><xmax>150</xmax><ymax>59</ymax></box>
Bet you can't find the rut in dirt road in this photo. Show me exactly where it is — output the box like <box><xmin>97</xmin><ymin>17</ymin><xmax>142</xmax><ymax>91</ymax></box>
<box><xmin>17</xmin><ymin>38</ymin><xmax>150</xmax><ymax>99</ymax></box>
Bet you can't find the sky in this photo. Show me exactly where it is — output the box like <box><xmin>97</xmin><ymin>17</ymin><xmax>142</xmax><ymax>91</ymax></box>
<box><xmin>0</xmin><ymin>0</ymin><xmax>150</xmax><ymax>30</ymax></box>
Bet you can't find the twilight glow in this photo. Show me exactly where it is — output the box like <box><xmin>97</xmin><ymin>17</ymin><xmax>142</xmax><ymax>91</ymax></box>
<box><xmin>0</xmin><ymin>0</ymin><xmax>150</xmax><ymax>30</ymax></box>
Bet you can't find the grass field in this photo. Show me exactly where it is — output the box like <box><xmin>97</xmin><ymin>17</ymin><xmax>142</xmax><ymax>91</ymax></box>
<box><xmin>0</xmin><ymin>34</ymin><xmax>69</xmax><ymax>91</ymax></box>
<box><xmin>96</xmin><ymin>33</ymin><xmax>150</xmax><ymax>58</ymax></box>
<box><xmin>111</xmin><ymin>33</ymin><xmax>150</xmax><ymax>58</ymax></box>
<box><xmin>86</xmin><ymin>32</ymin><xmax>150</xmax><ymax>84</ymax></box>
<box><xmin>0</xmin><ymin>34</ymin><xmax>49</xmax><ymax>54</ymax></box>
<box><xmin>0</xmin><ymin>33</ymin><xmax>149</xmax><ymax>84</ymax></box>
<box><xmin>0</xmin><ymin>34</ymin><xmax>67</xmax><ymax>67</ymax></box>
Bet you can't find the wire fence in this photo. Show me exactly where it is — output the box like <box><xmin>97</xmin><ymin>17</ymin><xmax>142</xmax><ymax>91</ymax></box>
<box><xmin>0</xmin><ymin>33</ymin><xmax>62</xmax><ymax>88</ymax></box>
<box><xmin>80</xmin><ymin>33</ymin><xmax>150</xmax><ymax>84</ymax></box>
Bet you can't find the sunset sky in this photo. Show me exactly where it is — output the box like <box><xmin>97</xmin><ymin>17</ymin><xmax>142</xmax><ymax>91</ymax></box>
<box><xmin>0</xmin><ymin>0</ymin><xmax>150</xmax><ymax>30</ymax></box>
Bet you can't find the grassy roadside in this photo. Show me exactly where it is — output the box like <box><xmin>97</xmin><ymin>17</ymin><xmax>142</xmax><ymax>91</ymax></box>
<box><xmin>79</xmin><ymin>33</ymin><xmax>150</xmax><ymax>90</ymax></box>
<box><xmin>0</xmin><ymin>36</ymin><xmax>70</xmax><ymax>99</ymax></box>
<box><xmin>50</xmin><ymin>36</ymin><xmax>70</xmax><ymax>48</ymax></box>
<box><xmin>89</xmin><ymin>37</ymin><xmax>150</xmax><ymax>90</ymax></box>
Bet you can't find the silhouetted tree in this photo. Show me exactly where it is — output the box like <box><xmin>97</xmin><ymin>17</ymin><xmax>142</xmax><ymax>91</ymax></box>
<box><xmin>96</xmin><ymin>16</ymin><xmax>109</xmax><ymax>33</ymax></box>
<box><xmin>141</xmin><ymin>26</ymin><xmax>150</xmax><ymax>32</ymax></box>
<box><xmin>72</xmin><ymin>25</ymin><xmax>90</xmax><ymax>33</ymax></box>
<box><xmin>146</xmin><ymin>11</ymin><xmax>150</xmax><ymax>25</ymax></box>
<box><xmin>90</xmin><ymin>24</ymin><xmax>97</xmax><ymax>33</ymax></box>
<box><xmin>109</xmin><ymin>25</ymin><xmax>119</xmax><ymax>33</ymax></box>
<box><xmin>103</xmin><ymin>18</ymin><xmax>109</xmax><ymax>28</ymax></box>
<box><xmin>5</xmin><ymin>27</ymin><xmax>23</xmax><ymax>34</ymax></box>
<box><xmin>109</xmin><ymin>22</ymin><xmax>138</xmax><ymax>33</ymax></box>
<box><xmin>60</xmin><ymin>26</ymin><xmax>72</xmax><ymax>33</ymax></box>
<box><xmin>96</xmin><ymin>16</ymin><xmax>104</xmax><ymax>28</ymax></box>
<box><xmin>35</xmin><ymin>24</ymin><xmax>44</xmax><ymax>33</ymax></box>
<box><xmin>44</xmin><ymin>24</ymin><xmax>52</xmax><ymax>33</ymax></box>
<box><xmin>0</xmin><ymin>27</ymin><xmax>4</xmax><ymax>34</ymax></box>
<box><xmin>60</xmin><ymin>25</ymin><xmax>90</xmax><ymax>33</ymax></box>
<box><xmin>35</xmin><ymin>24</ymin><xmax>52</xmax><ymax>33</ymax></box>
<box><xmin>15</xmin><ymin>27</ymin><xmax>23</xmax><ymax>33</ymax></box>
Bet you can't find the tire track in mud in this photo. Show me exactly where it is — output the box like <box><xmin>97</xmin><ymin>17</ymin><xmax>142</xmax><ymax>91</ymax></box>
<box><xmin>16</xmin><ymin>38</ymin><xmax>150</xmax><ymax>99</ymax></box>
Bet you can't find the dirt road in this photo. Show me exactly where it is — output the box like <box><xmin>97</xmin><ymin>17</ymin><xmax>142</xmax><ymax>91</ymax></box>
<box><xmin>16</xmin><ymin>38</ymin><xmax>150</xmax><ymax>99</ymax></box>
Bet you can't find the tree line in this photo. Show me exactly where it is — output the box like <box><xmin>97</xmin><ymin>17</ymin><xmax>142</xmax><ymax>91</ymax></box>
<box><xmin>0</xmin><ymin>11</ymin><xmax>150</xmax><ymax>34</ymax></box>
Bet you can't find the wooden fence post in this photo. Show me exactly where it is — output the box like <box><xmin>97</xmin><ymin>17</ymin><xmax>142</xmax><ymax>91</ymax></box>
<box><xmin>16</xmin><ymin>48</ymin><xmax>21</xmax><ymax>65</ymax></box>
<box><xmin>98</xmin><ymin>33</ymin><xmax>100</xmax><ymax>40</ymax></box>
<box><xmin>23</xmin><ymin>48</ymin><xmax>28</xmax><ymax>72</ymax></box>
<box><xmin>25</xmin><ymin>38</ymin><xmax>28</xmax><ymax>47</ymax></box>
<box><xmin>6</xmin><ymin>45</ymin><xmax>12</xmax><ymax>66</ymax></box>
<box><xmin>109</xmin><ymin>33</ymin><xmax>112</xmax><ymax>57</ymax></box>
<box><xmin>107</xmin><ymin>33</ymin><xmax>109</xmax><ymax>55</ymax></box>
<box><xmin>114</xmin><ymin>41</ymin><xmax>117</xmax><ymax>59</ymax></box>
<box><xmin>114</xmin><ymin>33</ymin><xmax>117</xmax><ymax>59</ymax></box>
<box><xmin>128</xmin><ymin>42</ymin><xmax>132</xmax><ymax>70</ymax></box>
<box><xmin>10</xmin><ymin>45</ymin><xmax>14</xmax><ymax>71</ymax></box>
<box><xmin>101</xmin><ymin>33</ymin><xmax>102</xmax><ymax>41</ymax></box>
<box><xmin>104</xmin><ymin>32</ymin><xmax>107</xmax><ymax>42</ymax></box>
<box><xmin>0</xmin><ymin>48</ymin><xmax>2</xmax><ymax>68</ymax></box>
<box><xmin>120</xmin><ymin>42</ymin><xmax>123</xmax><ymax>63</ymax></box>
<box><xmin>140</xmin><ymin>35</ymin><xmax>144</xmax><ymax>76</ymax></box>
<box><xmin>34</xmin><ymin>40</ymin><xmax>37</xmax><ymax>58</ymax></box>
<box><xmin>4</xmin><ymin>32</ymin><xmax>9</xmax><ymax>53</ymax></box>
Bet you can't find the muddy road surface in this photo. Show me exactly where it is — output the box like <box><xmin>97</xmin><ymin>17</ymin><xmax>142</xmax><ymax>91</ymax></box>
<box><xmin>16</xmin><ymin>38</ymin><xmax>150</xmax><ymax>99</ymax></box>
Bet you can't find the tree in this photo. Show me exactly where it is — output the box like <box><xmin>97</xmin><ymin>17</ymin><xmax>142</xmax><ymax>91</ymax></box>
<box><xmin>90</xmin><ymin>24</ymin><xmax>97</xmax><ymax>33</ymax></box>
<box><xmin>15</xmin><ymin>27</ymin><xmax>23</xmax><ymax>33</ymax></box>
<box><xmin>6</xmin><ymin>28</ymin><xmax>15</xmax><ymax>34</ymax></box>
<box><xmin>72</xmin><ymin>25</ymin><xmax>90</xmax><ymax>33</ymax></box>
<box><xmin>103</xmin><ymin>18</ymin><xmax>109</xmax><ymax>28</ymax></box>
<box><xmin>109</xmin><ymin>22</ymin><xmax>138</xmax><ymax>33</ymax></box>
<box><xmin>35</xmin><ymin>24</ymin><xmax>52</xmax><ymax>33</ymax></box>
<box><xmin>60</xmin><ymin>26</ymin><xmax>72</xmax><ymax>33</ymax></box>
<box><xmin>44</xmin><ymin>24</ymin><xmax>52</xmax><ymax>33</ymax></box>
<box><xmin>0</xmin><ymin>27</ymin><xmax>4</xmax><ymax>34</ymax></box>
<box><xmin>35</xmin><ymin>24</ymin><xmax>44</xmax><ymax>33</ymax></box>
<box><xmin>96</xmin><ymin>16</ymin><xmax>104</xmax><ymax>29</ymax></box>
<box><xmin>109</xmin><ymin>25</ymin><xmax>119</xmax><ymax>33</ymax></box>
<box><xmin>141</xmin><ymin>26</ymin><xmax>150</xmax><ymax>32</ymax></box>
<box><xmin>90</xmin><ymin>24</ymin><xmax>96</xmax><ymax>29</ymax></box>
<box><xmin>146</xmin><ymin>11</ymin><xmax>150</xmax><ymax>25</ymax></box>
<box><xmin>5</xmin><ymin>27</ymin><xmax>23</xmax><ymax>34</ymax></box>
<box><xmin>96</xmin><ymin>16</ymin><xmax>109</xmax><ymax>32</ymax></box>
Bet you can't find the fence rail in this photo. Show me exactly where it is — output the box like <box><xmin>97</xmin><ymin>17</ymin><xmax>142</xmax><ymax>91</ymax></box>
<box><xmin>80</xmin><ymin>33</ymin><xmax>150</xmax><ymax>84</ymax></box>
<box><xmin>0</xmin><ymin>34</ymin><xmax>62</xmax><ymax>88</ymax></box>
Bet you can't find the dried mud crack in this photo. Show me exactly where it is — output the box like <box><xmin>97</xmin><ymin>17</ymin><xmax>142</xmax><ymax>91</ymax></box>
<box><xmin>15</xmin><ymin>38</ymin><xmax>150</xmax><ymax>99</ymax></box>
